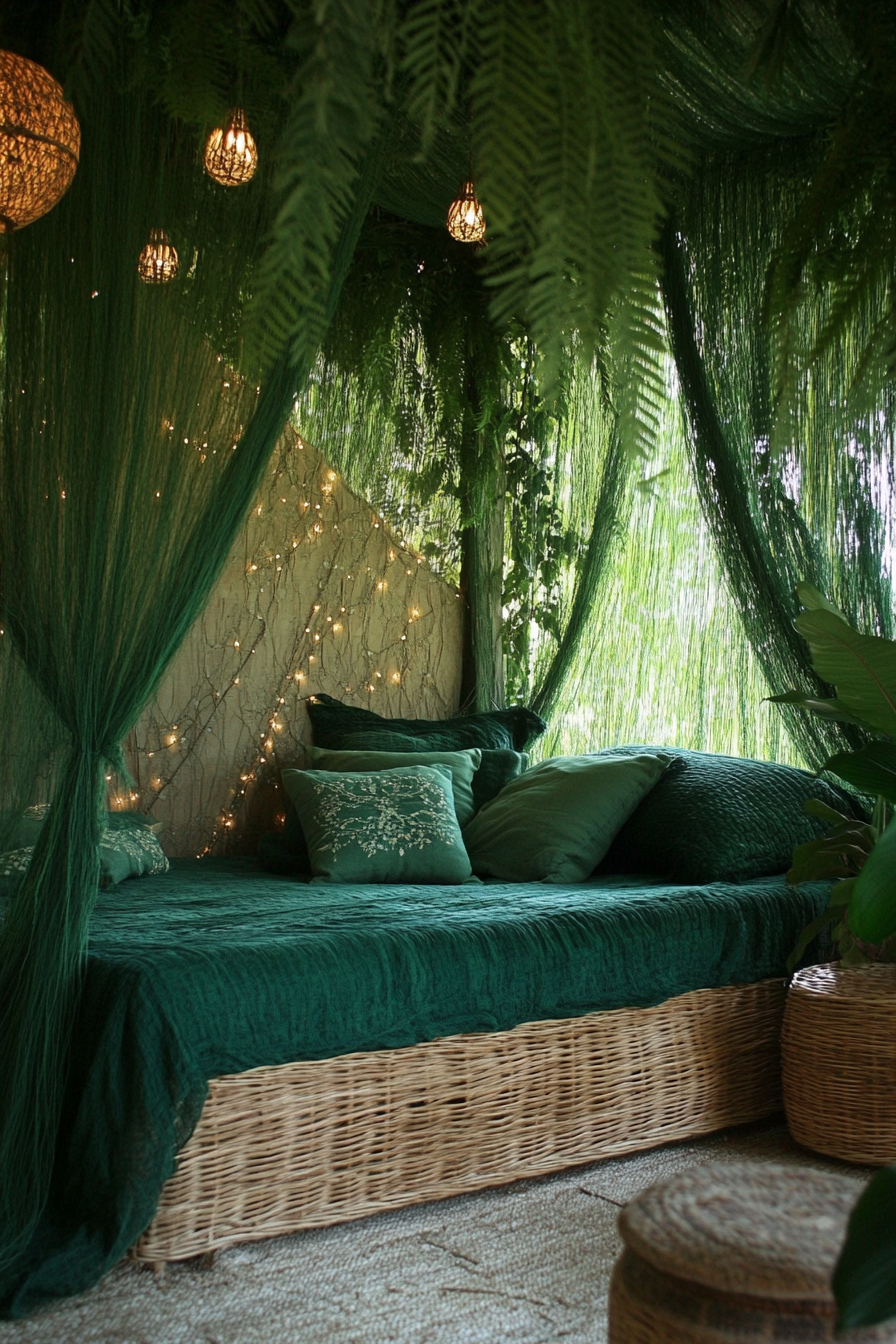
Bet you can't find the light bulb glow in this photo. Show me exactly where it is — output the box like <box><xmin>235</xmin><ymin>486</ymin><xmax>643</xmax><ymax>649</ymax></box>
<box><xmin>204</xmin><ymin>108</ymin><xmax>258</xmax><ymax>187</ymax></box>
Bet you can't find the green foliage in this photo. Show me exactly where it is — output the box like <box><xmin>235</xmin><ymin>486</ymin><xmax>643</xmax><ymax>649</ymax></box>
<box><xmin>834</xmin><ymin>1165</ymin><xmax>896</xmax><ymax>1329</ymax></box>
<box><xmin>850</xmin><ymin>813</ymin><xmax>896</xmax><ymax>946</ymax></box>
<box><xmin>784</xmin><ymin>800</ymin><xmax>885</xmax><ymax>972</ymax></box>
<box><xmin>823</xmin><ymin>742</ymin><xmax>896</xmax><ymax>805</ymax></box>
<box><xmin>778</xmin><ymin>589</ymin><xmax>896</xmax><ymax>964</ymax></box>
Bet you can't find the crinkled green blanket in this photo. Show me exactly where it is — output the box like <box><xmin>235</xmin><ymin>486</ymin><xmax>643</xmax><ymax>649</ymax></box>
<box><xmin>1</xmin><ymin>858</ymin><xmax>829</xmax><ymax>1317</ymax></box>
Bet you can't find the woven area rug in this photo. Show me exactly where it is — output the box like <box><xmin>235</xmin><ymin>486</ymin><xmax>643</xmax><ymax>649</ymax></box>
<box><xmin>0</xmin><ymin>1121</ymin><xmax>869</xmax><ymax>1344</ymax></box>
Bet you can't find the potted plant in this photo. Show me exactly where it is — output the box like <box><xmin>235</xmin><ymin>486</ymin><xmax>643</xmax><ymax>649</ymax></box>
<box><xmin>769</xmin><ymin>582</ymin><xmax>896</xmax><ymax>1331</ymax></box>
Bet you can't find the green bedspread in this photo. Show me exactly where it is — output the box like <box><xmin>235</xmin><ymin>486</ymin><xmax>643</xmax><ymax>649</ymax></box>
<box><xmin>0</xmin><ymin>859</ymin><xmax>829</xmax><ymax>1316</ymax></box>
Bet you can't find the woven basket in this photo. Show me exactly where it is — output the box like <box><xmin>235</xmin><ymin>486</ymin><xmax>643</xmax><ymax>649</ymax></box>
<box><xmin>134</xmin><ymin>979</ymin><xmax>785</xmax><ymax>1264</ymax></box>
<box><xmin>609</xmin><ymin>1162</ymin><xmax>893</xmax><ymax>1343</ymax></box>
<box><xmin>782</xmin><ymin>962</ymin><xmax>896</xmax><ymax>1165</ymax></box>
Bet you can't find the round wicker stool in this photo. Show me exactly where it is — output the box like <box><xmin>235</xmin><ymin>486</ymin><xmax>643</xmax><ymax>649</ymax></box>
<box><xmin>608</xmin><ymin>1162</ymin><xmax>895</xmax><ymax>1343</ymax></box>
<box><xmin>782</xmin><ymin>963</ymin><xmax>896</xmax><ymax>1164</ymax></box>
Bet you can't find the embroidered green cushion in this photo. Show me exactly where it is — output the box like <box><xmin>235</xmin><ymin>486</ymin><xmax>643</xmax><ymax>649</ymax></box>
<box><xmin>306</xmin><ymin>743</ymin><xmax>482</xmax><ymax>826</ymax></box>
<box><xmin>0</xmin><ymin>818</ymin><xmax>168</xmax><ymax>889</ymax></box>
<box><xmin>281</xmin><ymin>765</ymin><xmax>473</xmax><ymax>884</ymax></box>
<box><xmin>463</xmin><ymin>753</ymin><xmax>670</xmax><ymax>884</ymax></box>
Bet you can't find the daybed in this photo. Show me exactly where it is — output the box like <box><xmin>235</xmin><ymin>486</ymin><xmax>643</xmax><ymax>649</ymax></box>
<box><xmin>0</xmin><ymin>712</ymin><xmax>854</xmax><ymax>1317</ymax></box>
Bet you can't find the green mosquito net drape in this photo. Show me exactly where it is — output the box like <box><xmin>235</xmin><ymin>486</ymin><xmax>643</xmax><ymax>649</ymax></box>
<box><xmin>0</xmin><ymin>50</ymin><xmax>379</xmax><ymax>1307</ymax></box>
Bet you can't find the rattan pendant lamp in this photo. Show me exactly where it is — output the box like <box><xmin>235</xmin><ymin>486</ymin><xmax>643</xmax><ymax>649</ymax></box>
<box><xmin>0</xmin><ymin>49</ymin><xmax>80</xmax><ymax>233</ymax></box>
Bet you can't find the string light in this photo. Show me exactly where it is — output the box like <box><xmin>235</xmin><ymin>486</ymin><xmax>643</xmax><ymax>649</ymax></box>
<box><xmin>447</xmin><ymin>179</ymin><xmax>486</xmax><ymax>244</ymax></box>
<box><xmin>0</xmin><ymin>50</ymin><xmax>80</xmax><ymax>232</ymax></box>
<box><xmin>204</xmin><ymin>108</ymin><xmax>258</xmax><ymax>186</ymax></box>
<box><xmin>138</xmin><ymin>229</ymin><xmax>178</xmax><ymax>284</ymax></box>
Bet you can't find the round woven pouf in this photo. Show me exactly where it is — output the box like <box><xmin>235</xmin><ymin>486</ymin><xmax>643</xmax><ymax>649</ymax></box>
<box><xmin>782</xmin><ymin>963</ymin><xmax>896</xmax><ymax>1165</ymax></box>
<box><xmin>608</xmin><ymin>1162</ymin><xmax>895</xmax><ymax>1343</ymax></box>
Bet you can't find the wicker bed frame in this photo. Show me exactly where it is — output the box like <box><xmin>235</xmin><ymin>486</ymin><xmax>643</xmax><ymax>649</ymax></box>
<box><xmin>133</xmin><ymin>978</ymin><xmax>785</xmax><ymax>1264</ymax></box>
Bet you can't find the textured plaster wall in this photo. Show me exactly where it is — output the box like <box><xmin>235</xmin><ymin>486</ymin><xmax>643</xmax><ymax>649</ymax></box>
<box><xmin>125</xmin><ymin>426</ymin><xmax>463</xmax><ymax>857</ymax></box>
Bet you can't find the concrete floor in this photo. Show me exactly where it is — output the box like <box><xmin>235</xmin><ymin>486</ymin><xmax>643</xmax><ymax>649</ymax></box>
<box><xmin>0</xmin><ymin>1119</ymin><xmax>873</xmax><ymax>1344</ymax></box>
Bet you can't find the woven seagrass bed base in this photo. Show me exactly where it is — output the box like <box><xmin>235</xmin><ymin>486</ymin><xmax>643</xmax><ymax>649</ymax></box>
<box><xmin>133</xmin><ymin>979</ymin><xmax>785</xmax><ymax>1263</ymax></box>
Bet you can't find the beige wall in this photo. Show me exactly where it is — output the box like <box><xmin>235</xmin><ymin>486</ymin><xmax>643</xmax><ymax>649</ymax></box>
<box><xmin>125</xmin><ymin>426</ymin><xmax>463</xmax><ymax>856</ymax></box>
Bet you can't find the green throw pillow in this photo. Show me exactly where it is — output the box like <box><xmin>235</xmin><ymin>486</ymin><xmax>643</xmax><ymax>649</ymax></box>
<box><xmin>311</xmin><ymin>732</ymin><xmax>528</xmax><ymax>815</ymax></box>
<box><xmin>594</xmin><ymin>745</ymin><xmax>866</xmax><ymax>883</ymax></box>
<box><xmin>306</xmin><ymin>743</ymin><xmax>482</xmax><ymax>826</ymax></box>
<box><xmin>462</xmin><ymin>753</ymin><xmax>670</xmax><ymax>884</ymax></box>
<box><xmin>0</xmin><ymin>821</ymin><xmax>168</xmax><ymax>888</ymax></box>
<box><xmin>306</xmin><ymin>693</ymin><xmax>546</xmax><ymax>752</ymax></box>
<box><xmin>281</xmin><ymin>765</ymin><xmax>473</xmax><ymax>884</ymax></box>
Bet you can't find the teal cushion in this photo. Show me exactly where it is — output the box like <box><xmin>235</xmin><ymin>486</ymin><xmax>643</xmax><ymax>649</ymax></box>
<box><xmin>306</xmin><ymin>693</ymin><xmax>546</xmax><ymax>752</ymax></box>
<box><xmin>595</xmin><ymin>745</ymin><xmax>865</xmax><ymax>883</ymax></box>
<box><xmin>316</xmin><ymin>732</ymin><xmax>528</xmax><ymax>814</ymax></box>
<box><xmin>281</xmin><ymin>765</ymin><xmax>473</xmax><ymax>884</ymax></box>
<box><xmin>0</xmin><ymin>818</ymin><xmax>168</xmax><ymax>889</ymax></box>
<box><xmin>306</xmin><ymin>744</ymin><xmax>482</xmax><ymax>827</ymax></box>
<box><xmin>463</xmin><ymin>753</ymin><xmax>670</xmax><ymax>884</ymax></box>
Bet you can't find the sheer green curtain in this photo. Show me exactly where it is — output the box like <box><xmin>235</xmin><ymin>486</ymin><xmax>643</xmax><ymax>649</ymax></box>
<box><xmin>0</xmin><ymin>64</ymin><xmax>378</xmax><ymax>1302</ymax></box>
<box><xmin>661</xmin><ymin>159</ymin><xmax>894</xmax><ymax>768</ymax></box>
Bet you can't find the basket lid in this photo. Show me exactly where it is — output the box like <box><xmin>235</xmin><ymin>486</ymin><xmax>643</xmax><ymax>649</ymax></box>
<box><xmin>619</xmin><ymin>1162</ymin><xmax>865</xmax><ymax>1302</ymax></box>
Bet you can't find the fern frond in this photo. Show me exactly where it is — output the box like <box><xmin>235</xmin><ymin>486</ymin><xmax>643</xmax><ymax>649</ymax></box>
<box><xmin>608</xmin><ymin>263</ymin><xmax>669</xmax><ymax>462</ymax></box>
<box><xmin>399</xmin><ymin>0</ymin><xmax>477</xmax><ymax>151</ymax></box>
<box><xmin>246</xmin><ymin>0</ymin><xmax>389</xmax><ymax>375</ymax></box>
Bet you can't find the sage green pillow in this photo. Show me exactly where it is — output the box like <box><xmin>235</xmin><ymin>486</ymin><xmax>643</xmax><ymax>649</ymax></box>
<box><xmin>306</xmin><ymin>744</ymin><xmax>482</xmax><ymax>827</ymax></box>
<box><xmin>462</xmin><ymin>753</ymin><xmax>670</xmax><ymax>884</ymax></box>
<box><xmin>281</xmin><ymin>765</ymin><xmax>473</xmax><ymax>884</ymax></box>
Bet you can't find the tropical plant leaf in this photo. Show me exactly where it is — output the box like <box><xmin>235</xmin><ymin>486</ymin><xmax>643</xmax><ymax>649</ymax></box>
<box><xmin>802</xmin><ymin>797</ymin><xmax>854</xmax><ymax>826</ymax></box>
<box><xmin>785</xmin><ymin>902</ymin><xmax>844</xmax><ymax>975</ymax></box>
<box><xmin>834</xmin><ymin>1166</ymin><xmax>896</xmax><ymax>1329</ymax></box>
<box><xmin>794</xmin><ymin>581</ymin><xmax>848</xmax><ymax>620</ymax></box>
<box><xmin>849</xmin><ymin>814</ymin><xmax>896</xmax><ymax>945</ymax></box>
<box><xmin>792</xmin><ymin>609</ymin><xmax>896</xmax><ymax>737</ymax></box>
<box><xmin>766</xmin><ymin>690</ymin><xmax>873</xmax><ymax>728</ymax></box>
<box><xmin>823</xmin><ymin>743</ymin><xmax>896</xmax><ymax>805</ymax></box>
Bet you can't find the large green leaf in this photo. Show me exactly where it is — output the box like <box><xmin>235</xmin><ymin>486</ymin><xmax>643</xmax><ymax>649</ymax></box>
<box><xmin>793</xmin><ymin>609</ymin><xmax>896</xmax><ymax>737</ymax></box>
<box><xmin>834</xmin><ymin>1167</ymin><xmax>896</xmax><ymax>1328</ymax></box>
<box><xmin>765</xmin><ymin>689</ymin><xmax>874</xmax><ymax>728</ymax></box>
<box><xmin>849</xmin><ymin>815</ymin><xmax>896</xmax><ymax>944</ymax></box>
<box><xmin>823</xmin><ymin>743</ymin><xmax>896</xmax><ymax>805</ymax></box>
<box><xmin>795</xmin><ymin>581</ymin><xmax>848</xmax><ymax>620</ymax></box>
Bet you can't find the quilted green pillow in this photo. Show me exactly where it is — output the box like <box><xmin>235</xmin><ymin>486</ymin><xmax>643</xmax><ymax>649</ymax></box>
<box><xmin>306</xmin><ymin>693</ymin><xmax>546</xmax><ymax>752</ymax></box>
<box><xmin>306</xmin><ymin>743</ymin><xmax>482</xmax><ymax>826</ymax></box>
<box><xmin>314</xmin><ymin>733</ymin><xmax>528</xmax><ymax>814</ymax></box>
<box><xmin>463</xmin><ymin>753</ymin><xmax>670</xmax><ymax>884</ymax></box>
<box><xmin>595</xmin><ymin>745</ymin><xmax>865</xmax><ymax>883</ymax></box>
<box><xmin>281</xmin><ymin>765</ymin><xmax>473</xmax><ymax>884</ymax></box>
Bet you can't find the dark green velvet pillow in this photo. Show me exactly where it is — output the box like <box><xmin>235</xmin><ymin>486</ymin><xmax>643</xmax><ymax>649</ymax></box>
<box><xmin>595</xmin><ymin>745</ymin><xmax>864</xmax><ymax>884</ymax></box>
<box><xmin>463</xmin><ymin>753</ymin><xmax>670</xmax><ymax>884</ymax></box>
<box><xmin>281</xmin><ymin>765</ymin><xmax>473</xmax><ymax>884</ymax></box>
<box><xmin>306</xmin><ymin>743</ymin><xmax>482</xmax><ymax>826</ymax></box>
<box><xmin>306</xmin><ymin>693</ymin><xmax>546</xmax><ymax>752</ymax></box>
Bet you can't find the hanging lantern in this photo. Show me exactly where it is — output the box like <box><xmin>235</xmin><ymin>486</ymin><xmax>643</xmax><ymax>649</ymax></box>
<box><xmin>137</xmin><ymin>229</ymin><xmax>179</xmax><ymax>284</ymax></box>
<box><xmin>446</xmin><ymin>179</ymin><xmax>486</xmax><ymax>244</ymax></box>
<box><xmin>204</xmin><ymin>108</ymin><xmax>258</xmax><ymax>187</ymax></box>
<box><xmin>0</xmin><ymin>50</ymin><xmax>80</xmax><ymax>233</ymax></box>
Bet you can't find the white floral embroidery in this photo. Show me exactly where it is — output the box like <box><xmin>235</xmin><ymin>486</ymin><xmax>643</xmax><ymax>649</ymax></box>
<box><xmin>313</xmin><ymin>772</ymin><xmax>458</xmax><ymax>859</ymax></box>
<box><xmin>101</xmin><ymin>827</ymin><xmax>169</xmax><ymax>876</ymax></box>
<box><xmin>0</xmin><ymin>827</ymin><xmax>168</xmax><ymax>881</ymax></box>
<box><xmin>0</xmin><ymin>847</ymin><xmax>33</xmax><ymax>876</ymax></box>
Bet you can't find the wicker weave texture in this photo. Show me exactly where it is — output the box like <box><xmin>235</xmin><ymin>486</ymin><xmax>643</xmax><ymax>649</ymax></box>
<box><xmin>134</xmin><ymin>980</ymin><xmax>785</xmax><ymax>1262</ymax></box>
<box><xmin>782</xmin><ymin>963</ymin><xmax>896</xmax><ymax>1165</ymax></box>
